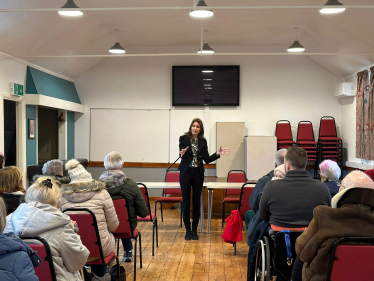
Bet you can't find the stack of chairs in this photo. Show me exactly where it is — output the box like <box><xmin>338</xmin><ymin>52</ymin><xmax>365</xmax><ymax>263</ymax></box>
<box><xmin>317</xmin><ymin>116</ymin><xmax>343</xmax><ymax>174</ymax></box>
<box><xmin>296</xmin><ymin>121</ymin><xmax>319</xmax><ymax>178</ymax></box>
<box><xmin>275</xmin><ymin>120</ymin><xmax>295</xmax><ymax>150</ymax></box>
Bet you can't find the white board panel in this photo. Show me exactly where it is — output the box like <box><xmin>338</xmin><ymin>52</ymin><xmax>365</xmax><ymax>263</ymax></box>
<box><xmin>90</xmin><ymin>109</ymin><xmax>170</xmax><ymax>162</ymax></box>
<box><xmin>169</xmin><ymin>110</ymin><xmax>204</xmax><ymax>163</ymax></box>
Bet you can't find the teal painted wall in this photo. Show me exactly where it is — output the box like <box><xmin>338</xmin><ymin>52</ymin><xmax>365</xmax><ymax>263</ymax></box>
<box><xmin>26</xmin><ymin>67</ymin><xmax>81</xmax><ymax>104</ymax></box>
<box><xmin>67</xmin><ymin>111</ymin><xmax>75</xmax><ymax>159</ymax></box>
<box><xmin>26</xmin><ymin>105</ymin><xmax>37</xmax><ymax>166</ymax></box>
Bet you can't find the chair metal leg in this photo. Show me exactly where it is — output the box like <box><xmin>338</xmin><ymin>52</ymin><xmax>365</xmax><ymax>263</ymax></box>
<box><xmin>134</xmin><ymin>238</ymin><xmax>137</xmax><ymax>281</ymax></box>
<box><xmin>155</xmin><ymin>218</ymin><xmax>159</xmax><ymax>247</ymax></box>
<box><xmin>160</xmin><ymin>203</ymin><xmax>163</xmax><ymax>222</ymax></box>
<box><xmin>234</xmin><ymin>242</ymin><xmax>237</xmax><ymax>255</ymax></box>
<box><xmin>222</xmin><ymin>202</ymin><xmax>225</xmax><ymax>228</ymax></box>
<box><xmin>152</xmin><ymin>220</ymin><xmax>155</xmax><ymax>256</ymax></box>
<box><xmin>154</xmin><ymin>201</ymin><xmax>157</xmax><ymax>218</ymax></box>
<box><xmin>115</xmin><ymin>256</ymin><xmax>120</xmax><ymax>280</ymax></box>
<box><xmin>116</xmin><ymin>238</ymin><xmax>120</xmax><ymax>256</ymax></box>
<box><xmin>139</xmin><ymin>233</ymin><xmax>142</xmax><ymax>268</ymax></box>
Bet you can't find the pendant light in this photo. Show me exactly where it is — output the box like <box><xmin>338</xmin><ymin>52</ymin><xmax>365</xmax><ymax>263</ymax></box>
<box><xmin>320</xmin><ymin>0</ymin><xmax>346</xmax><ymax>14</ymax></box>
<box><xmin>190</xmin><ymin>0</ymin><xmax>214</xmax><ymax>18</ymax></box>
<box><xmin>109</xmin><ymin>29</ymin><xmax>126</xmax><ymax>54</ymax></box>
<box><xmin>58</xmin><ymin>0</ymin><xmax>83</xmax><ymax>16</ymax></box>
<box><xmin>287</xmin><ymin>28</ymin><xmax>305</xmax><ymax>53</ymax></box>
<box><xmin>198</xmin><ymin>42</ymin><xmax>214</xmax><ymax>54</ymax></box>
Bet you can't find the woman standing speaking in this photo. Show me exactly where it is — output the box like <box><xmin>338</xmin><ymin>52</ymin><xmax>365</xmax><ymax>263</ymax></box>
<box><xmin>179</xmin><ymin>118</ymin><xmax>229</xmax><ymax>240</ymax></box>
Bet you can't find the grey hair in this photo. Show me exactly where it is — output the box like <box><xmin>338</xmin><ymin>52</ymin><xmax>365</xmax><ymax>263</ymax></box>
<box><xmin>104</xmin><ymin>151</ymin><xmax>123</xmax><ymax>170</ymax></box>
<box><xmin>0</xmin><ymin>197</ymin><xmax>6</xmax><ymax>233</ymax></box>
<box><xmin>275</xmin><ymin>149</ymin><xmax>287</xmax><ymax>166</ymax></box>
<box><xmin>341</xmin><ymin>170</ymin><xmax>374</xmax><ymax>189</ymax></box>
<box><xmin>319</xmin><ymin>160</ymin><xmax>341</xmax><ymax>181</ymax></box>
<box><xmin>42</xmin><ymin>159</ymin><xmax>64</xmax><ymax>176</ymax></box>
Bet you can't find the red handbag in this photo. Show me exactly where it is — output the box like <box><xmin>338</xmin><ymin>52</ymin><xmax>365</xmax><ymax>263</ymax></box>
<box><xmin>222</xmin><ymin>209</ymin><xmax>243</xmax><ymax>244</ymax></box>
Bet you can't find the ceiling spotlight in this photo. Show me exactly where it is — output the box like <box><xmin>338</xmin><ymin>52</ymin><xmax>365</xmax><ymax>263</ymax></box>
<box><xmin>109</xmin><ymin>29</ymin><xmax>126</xmax><ymax>54</ymax></box>
<box><xmin>287</xmin><ymin>28</ymin><xmax>305</xmax><ymax>53</ymax></box>
<box><xmin>320</xmin><ymin>0</ymin><xmax>346</xmax><ymax>14</ymax></box>
<box><xmin>58</xmin><ymin>0</ymin><xmax>83</xmax><ymax>16</ymax></box>
<box><xmin>202</xmin><ymin>70</ymin><xmax>214</xmax><ymax>73</ymax></box>
<box><xmin>190</xmin><ymin>0</ymin><xmax>214</xmax><ymax>18</ymax></box>
<box><xmin>198</xmin><ymin>42</ymin><xmax>214</xmax><ymax>54</ymax></box>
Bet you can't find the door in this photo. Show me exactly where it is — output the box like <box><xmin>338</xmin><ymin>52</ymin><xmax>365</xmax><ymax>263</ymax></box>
<box><xmin>38</xmin><ymin>107</ymin><xmax>58</xmax><ymax>163</ymax></box>
<box><xmin>3</xmin><ymin>100</ymin><xmax>17</xmax><ymax>166</ymax></box>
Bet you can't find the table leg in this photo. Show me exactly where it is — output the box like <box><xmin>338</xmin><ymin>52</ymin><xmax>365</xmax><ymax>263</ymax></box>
<box><xmin>207</xmin><ymin>189</ymin><xmax>213</xmax><ymax>234</ymax></box>
<box><xmin>200</xmin><ymin>188</ymin><xmax>204</xmax><ymax>233</ymax></box>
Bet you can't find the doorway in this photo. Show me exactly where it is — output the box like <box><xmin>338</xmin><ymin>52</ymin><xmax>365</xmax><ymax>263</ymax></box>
<box><xmin>38</xmin><ymin>107</ymin><xmax>58</xmax><ymax>163</ymax></box>
<box><xmin>3</xmin><ymin>100</ymin><xmax>17</xmax><ymax>166</ymax></box>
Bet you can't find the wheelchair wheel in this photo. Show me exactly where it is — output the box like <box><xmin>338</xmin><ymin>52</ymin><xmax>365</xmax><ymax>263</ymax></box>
<box><xmin>263</xmin><ymin>236</ymin><xmax>271</xmax><ymax>281</ymax></box>
<box><xmin>254</xmin><ymin>237</ymin><xmax>272</xmax><ymax>281</ymax></box>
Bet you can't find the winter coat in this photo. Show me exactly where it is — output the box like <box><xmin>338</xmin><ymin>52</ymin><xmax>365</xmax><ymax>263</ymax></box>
<box><xmin>32</xmin><ymin>174</ymin><xmax>71</xmax><ymax>186</ymax></box>
<box><xmin>249</xmin><ymin>170</ymin><xmax>274</xmax><ymax>212</ymax></box>
<box><xmin>99</xmin><ymin>171</ymin><xmax>147</xmax><ymax>231</ymax></box>
<box><xmin>4</xmin><ymin>202</ymin><xmax>89</xmax><ymax>281</ymax></box>
<box><xmin>0</xmin><ymin>232</ymin><xmax>41</xmax><ymax>281</ymax></box>
<box><xmin>59</xmin><ymin>179</ymin><xmax>119</xmax><ymax>257</ymax></box>
<box><xmin>324</xmin><ymin>181</ymin><xmax>339</xmax><ymax>197</ymax></box>
<box><xmin>296</xmin><ymin>187</ymin><xmax>374</xmax><ymax>281</ymax></box>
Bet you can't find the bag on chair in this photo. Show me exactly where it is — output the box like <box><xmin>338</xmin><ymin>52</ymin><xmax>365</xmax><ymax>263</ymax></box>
<box><xmin>109</xmin><ymin>264</ymin><xmax>126</xmax><ymax>281</ymax></box>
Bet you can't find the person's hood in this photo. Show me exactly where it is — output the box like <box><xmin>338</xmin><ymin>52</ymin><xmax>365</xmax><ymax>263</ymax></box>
<box><xmin>6</xmin><ymin>202</ymin><xmax>71</xmax><ymax>236</ymax></box>
<box><xmin>99</xmin><ymin>170</ymin><xmax>126</xmax><ymax>188</ymax></box>
<box><xmin>61</xmin><ymin>179</ymin><xmax>105</xmax><ymax>203</ymax></box>
<box><xmin>331</xmin><ymin>187</ymin><xmax>374</xmax><ymax>208</ymax></box>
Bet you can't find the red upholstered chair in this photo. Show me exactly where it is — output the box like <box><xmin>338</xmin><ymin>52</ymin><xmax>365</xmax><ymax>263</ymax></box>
<box><xmin>222</xmin><ymin>170</ymin><xmax>246</xmax><ymax>228</ymax></box>
<box><xmin>296</xmin><ymin>121</ymin><xmax>318</xmax><ymax>178</ymax></box>
<box><xmin>275</xmin><ymin>120</ymin><xmax>295</xmax><ymax>149</ymax></box>
<box><xmin>112</xmin><ymin>199</ymin><xmax>142</xmax><ymax>281</ymax></box>
<box><xmin>62</xmin><ymin>208</ymin><xmax>121</xmax><ymax>281</ymax></box>
<box><xmin>326</xmin><ymin>237</ymin><xmax>374</xmax><ymax>281</ymax></box>
<box><xmin>20</xmin><ymin>236</ymin><xmax>56</xmax><ymax>281</ymax></box>
<box><xmin>155</xmin><ymin>170</ymin><xmax>183</xmax><ymax>227</ymax></box>
<box><xmin>137</xmin><ymin>182</ymin><xmax>158</xmax><ymax>256</ymax></box>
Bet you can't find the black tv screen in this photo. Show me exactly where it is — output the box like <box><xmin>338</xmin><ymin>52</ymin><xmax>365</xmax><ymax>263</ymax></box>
<box><xmin>172</xmin><ymin>65</ymin><xmax>240</xmax><ymax>106</ymax></box>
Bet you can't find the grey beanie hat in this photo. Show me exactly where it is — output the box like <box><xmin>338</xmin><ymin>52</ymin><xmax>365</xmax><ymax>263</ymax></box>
<box><xmin>42</xmin><ymin>159</ymin><xmax>64</xmax><ymax>176</ymax></box>
<box><xmin>65</xmin><ymin>159</ymin><xmax>92</xmax><ymax>183</ymax></box>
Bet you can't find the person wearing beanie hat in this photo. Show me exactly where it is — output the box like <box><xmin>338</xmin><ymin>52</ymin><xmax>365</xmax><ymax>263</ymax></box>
<box><xmin>292</xmin><ymin>171</ymin><xmax>374</xmax><ymax>281</ymax></box>
<box><xmin>32</xmin><ymin>159</ymin><xmax>71</xmax><ymax>186</ymax></box>
<box><xmin>364</xmin><ymin>168</ymin><xmax>374</xmax><ymax>182</ymax></box>
<box><xmin>59</xmin><ymin>159</ymin><xmax>119</xmax><ymax>279</ymax></box>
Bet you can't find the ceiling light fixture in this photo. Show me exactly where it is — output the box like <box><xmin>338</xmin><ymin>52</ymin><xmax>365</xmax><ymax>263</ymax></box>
<box><xmin>58</xmin><ymin>0</ymin><xmax>83</xmax><ymax>16</ymax></box>
<box><xmin>287</xmin><ymin>27</ymin><xmax>305</xmax><ymax>53</ymax></box>
<box><xmin>109</xmin><ymin>29</ymin><xmax>126</xmax><ymax>54</ymax></box>
<box><xmin>320</xmin><ymin>0</ymin><xmax>346</xmax><ymax>14</ymax></box>
<box><xmin>202</xmin><ymin>70</ymin><xmax>214</xmax><ymax>73</ymax></box>
<box><xmin>198</xmin><ymin>42</ymin><xmax>214</xmax><ymax>54</ymax></box>
<box><xmin>190</xmin><ymin>0</ymin><xmax>214</xmax><ymax>18</ymax></box>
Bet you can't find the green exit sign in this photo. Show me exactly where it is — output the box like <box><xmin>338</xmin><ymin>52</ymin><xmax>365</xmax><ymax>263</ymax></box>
<box><xmin>10</xmin><ymin>82</ymin><xmax>24</xmax><ymax>97</ymax></box>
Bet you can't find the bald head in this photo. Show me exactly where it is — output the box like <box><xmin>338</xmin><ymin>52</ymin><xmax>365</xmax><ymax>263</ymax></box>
<box><xmin>340</xmin><ymin>170</ymin><xmax>374</xmax><ymax>191</ymax></box>
<box><xmin>275</xmin><ymin>149</ymin><xmax>287</xmax><ymax>167</ymax></box>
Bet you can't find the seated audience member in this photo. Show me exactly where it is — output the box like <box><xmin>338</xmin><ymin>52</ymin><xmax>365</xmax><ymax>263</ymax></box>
<box><xmin>4</xmin><ymin>177</ymin><xmax>89</xmax><ymax>280</ymax></box>
<box><xmin>59</xmin><ymin>159</ymin><xmax>119</xmax><ymax>278</ymax></box>
<box><xmin>0</xmin><ymin>197</ymin><xmax>40</xmax><ymax>281</ymax></box>
<box><xmin>99</xmin><ymin>151</ymin><xmax>147</xmax><ymax>262</ymax></box>
<box><xmin>249</xmin><ymin>148</ymin><xmax>287</xmax><ymax>212</ymax></box>
<box><xmin>0</xmin><ymin>152</ymin><xmax>5</xmax><ymax>168</ymax></box>
<box><xmin>293</xmin><ymin>171</ymin><xmax>374</xmax><ymax>281</ymax></box>
<box><xmin>259</xmin><ymin>147</ymin><xmax>331</xmax><ymax>228</ymax></box>
<box><xmin>32</xmin><ymin>159</ymin><xmax>70</xmax><ymax>185</ymax></box>
<box><xmin>271</xmin><ymin>164</ymin><xmax>286</xmax><ymax>180</ymax></box>
<box><xmin>319</xmin><ymin>159</ymin><xmax>341</xmax><ymax>197</ymax></box>
<box><xmin>0</xmin><ymin>166</ymin><xmax>26</xmax><ymax>214</ymax></box>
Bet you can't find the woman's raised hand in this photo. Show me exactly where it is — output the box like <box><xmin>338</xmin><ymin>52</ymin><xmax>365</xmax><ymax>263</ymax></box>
<box><xmin>217</xmin><ymin>146</ymin><xmax>230</xmax><ymax>156</ymax></box>
<box><xmin>180</xmin><ymin>146</ymin><xmax>189</xmax><ymax>157</ymax></box>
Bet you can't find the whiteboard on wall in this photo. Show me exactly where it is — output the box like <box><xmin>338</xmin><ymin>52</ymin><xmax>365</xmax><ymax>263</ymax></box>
<box><xmin>90</xmin><ymin>109</ymin><xmax>170</xmax><ymax>162</ymax></box>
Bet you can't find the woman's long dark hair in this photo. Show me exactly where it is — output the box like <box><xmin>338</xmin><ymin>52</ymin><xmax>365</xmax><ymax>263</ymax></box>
<box><xmin>185</xmin><ymin>118</ymin><xmax>205</xmax><ymax>139</ymax></box>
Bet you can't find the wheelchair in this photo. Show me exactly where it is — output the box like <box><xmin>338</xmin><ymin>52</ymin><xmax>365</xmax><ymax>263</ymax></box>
<box><xmin>254</xmin><ymin>230</ymin><xmax>304</xmax><ymax>281</ymax></box>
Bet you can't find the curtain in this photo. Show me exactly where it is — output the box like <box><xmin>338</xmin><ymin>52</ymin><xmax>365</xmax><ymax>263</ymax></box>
<box><xmin>356</xmin><ymin>70</ymin><xmax>370</xmax><ymax>159</ymax></box>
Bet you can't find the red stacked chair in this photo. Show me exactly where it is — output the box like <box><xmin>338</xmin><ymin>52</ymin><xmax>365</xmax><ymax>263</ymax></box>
<box><xmin>317</xmin><ymin>116</ymin><xmax>343</xmax><ymax>174</ymax></box>
<box><xmin>275</xmin><ymin>120</ymin><xmax>295</xmax><ymax>149</ymax></box>
<box><xmin>296</xmin><ymin>121</ymin><xmax>318</xmax><ymax>178</ymax></box>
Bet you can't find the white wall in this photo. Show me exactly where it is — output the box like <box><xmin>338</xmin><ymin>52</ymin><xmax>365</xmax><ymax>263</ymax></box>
<box><xmin>75</xmin><ymin>55</ymin><xmax>343</xmax><ymax>162</ymax></box>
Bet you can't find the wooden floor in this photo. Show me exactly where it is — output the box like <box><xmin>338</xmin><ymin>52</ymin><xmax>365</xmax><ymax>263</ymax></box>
<box><xmin>118</xmin><ymin>199</ymin><xmax>248</xmax><ymax>281</ymax></box>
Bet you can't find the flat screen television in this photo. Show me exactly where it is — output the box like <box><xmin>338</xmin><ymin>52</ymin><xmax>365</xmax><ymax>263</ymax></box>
<box><xmin>172</xmin><ymin>65</ymin><xmax>240</xmax><ymax>106</ymax></box>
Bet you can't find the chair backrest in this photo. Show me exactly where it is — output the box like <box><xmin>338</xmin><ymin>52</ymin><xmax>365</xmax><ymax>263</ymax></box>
<box><xmin>319</xmin><ymin>116</ymin><xmax>337</xmax><ymax>138</ymax></box>
<box><xmin>226</xmin><ymin>170</ymin><xmax>246</xmax><ymax>196</ymax></box>
<box><xmin>273</xmin><ymin>231</ymin><xmax>304</xmax><ymax>280</ymax></box>
<box><xmin>62</xmin><ymin>208</ymin><xmax>104</xmax><ymax>262</ymax></box>
<box><xmin>164</xmin><ymin>170</ymin><xmax>182</xmax><ymax>195</ymax></box>
<box><xmin>327</xmin><ymin>237</ymin><xmax>374</xmax><ymax>281</ymax></box>
<box><xmin>20</xmin><ymin>236</ymin><xmax>57</xmax><ymax>281</ymax></box>
<box><xmin>112</xmin><ymin>199</ymin><xmax>135</xmax><ymax>237</ymax></box>
<box><xmin>297</xmin><ymin>121</ymin><xmax>315</xmax><ymax>142</ymax></box>
<box><xmin>275</xmin><ymin>120</ymin><xmax>293</xmax><ymax>141</ymax></box>
<box><xmin>137</xmin><ymin>183</ymin><xmax>152</xmax><ymax>217</ymax></box>
<box><xmin>238</xmin><ymin>184</ymin><xmax>254</xmax><ymax>219</ymax></box>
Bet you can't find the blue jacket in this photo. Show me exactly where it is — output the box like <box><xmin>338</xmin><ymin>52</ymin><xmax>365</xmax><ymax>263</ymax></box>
<box><xmin>0</xmin><ymin>232</ymin><xmax>41</xmax><ymax>281</ymax></box>
<box><xmin>325</xmin><ymin>181</ymin><xmax>340</xmax><ymax>197</ymax></box>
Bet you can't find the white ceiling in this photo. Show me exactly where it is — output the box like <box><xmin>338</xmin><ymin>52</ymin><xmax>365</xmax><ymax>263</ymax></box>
<box><xmin>0</xmin><ymin>0</ymin><xmax>373</xmax><ymax>79</ymax></box>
